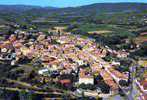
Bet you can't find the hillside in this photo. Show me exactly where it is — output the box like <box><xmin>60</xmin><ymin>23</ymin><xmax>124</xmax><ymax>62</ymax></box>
<box><xmin>0</xmin><ymin>3</ymin><xmax>147</xmax><ymax>16</ymax></box>
<box><xmin>25</xmin><ymin>3</ymin><xmax>147</xmax><ymax>16</ymax></box>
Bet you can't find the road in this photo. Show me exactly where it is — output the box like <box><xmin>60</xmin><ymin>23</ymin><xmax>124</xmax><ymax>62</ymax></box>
<box><xmin>127</xmin><ymin>62</ymin><xmax>140</xmax><ymax>100</ymax></box>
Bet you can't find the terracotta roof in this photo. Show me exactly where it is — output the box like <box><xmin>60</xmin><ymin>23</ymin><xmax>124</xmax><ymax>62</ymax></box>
<box><xmin>13</xmin><ymin>41</ymin><xmax>23</xmax><ymax>48</ymax></box>
<box><xmin>140</xmin><ymin>32</ymin><xmax>147</xmax><ymax>36</ymax></box>
<box><xmin>79</xmin><ymin>69</ymin><xmax>93</xmax><ymax>78</ymax></box>
<box><xmin>9</xmin><ymin>35</ymin><xmax>16</xmax><ymax>42</ymax></box>
<box><xmin>100</xmin><ymin>70</ymin><xmax>118</xmax><ymax>90</ymax></box>
<box><xmin>59</xmin><ymin>79</ymin><xmax>71</xmax><ymax>84</ymax></box>
<box><xmin>91</xmin><ymin>63</ymin><xmax>102</xmax><ymax>73</ymax></box>
<box><xmin>109</xmin><ymin>68</ymin><xmax>128</xmax><ymax>79</ymax></box>
<box><xmin>106</xmin><ymin>80</ymin><xmax>118</xmax><ymax>90</ymax></box>
<box><xmin>101</xmin><ymin>70</ymin><xmax>113</xmax><ymax>80</ymax></box>
<box><xmin>42</xmin><ymin>56</ymin><xmax>57</xmax><ymax>64</ymax></box>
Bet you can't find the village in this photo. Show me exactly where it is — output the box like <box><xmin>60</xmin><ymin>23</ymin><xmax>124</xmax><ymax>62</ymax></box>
<box><xmin>0</xmin><ymin>24</ymin><xmax>146</xmax><ymax>99</ymax></box>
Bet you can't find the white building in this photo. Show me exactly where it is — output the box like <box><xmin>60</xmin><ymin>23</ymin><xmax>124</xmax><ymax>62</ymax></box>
<box><xmin>78</xmin><ymin>69</ymin><xmax>94</xmax><ymax>85</ymax></box>
<box><xmin>79</xmin><ymin>77</ymin><xmax>94</xmax><ymax>85</ymax></box>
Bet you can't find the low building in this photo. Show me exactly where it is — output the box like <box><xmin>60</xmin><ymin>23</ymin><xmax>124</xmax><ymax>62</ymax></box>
<box><xmin>79</xmin><ymin>69</ymin><xmax>94</xmax><ymax>85</ymax></box>
<box><xmin>59</xmin><ymin>79</ymin><xmax>71</xmax><ymax>85</ymax></box>
<box><xmin>100</xmin><ymin>70</ymin><xmax>118</xmax><ymax>94</ymax></box>
<box><xmin>38</xmin><ymin>68</ymin><xmax>50</xmax><ymax>76</ymax></box>
<box><xmin>109</xmin><ymin>68</ymin><xmax>128</xmax><ymax>81</ymax></box>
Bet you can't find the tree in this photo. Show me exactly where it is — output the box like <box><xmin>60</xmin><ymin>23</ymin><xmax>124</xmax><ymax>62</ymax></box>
<box><xmin>103</xmin><ymin>55</ymin><xmax>113</xmax><ymax>62</ymax></box>
<box><xmin>87</xmin><ymin>84</ymin><xmax>96</xmax><ymax>90</ymax></box>
<box><xmin>28</xmin><ymin>70</ymin><xmax>37</xmax><ymax>80</ymax></box>
<box><xmin>119</xmin><ymin>88</ymin><xmax>125</xmax><ymax>96</ymax></box>
<box><xmin>78</xmin><ymin>83</ymin><xmax>96</xmax><ymax>90</ymax></box>
<box><xmin>18</xmin><ymin>56</ymin><xmax>31</xmax><ymax>64</ymax></box>
<box><xmin>142</xmin><ymin>41</ymin><xmax>147</xmax><ymax>48</ymax></box>
<box><xmin>66</xmin><ymin>24</ymin><xmax>78</xmax><ymax>32</ymax></box>
<box><xmin>97</xmin><ymin>81</ymin><xmax>110</xmax><ymax>94</ymax></box>
<box><xmin>119</xmin><ymin>58</ymin><xmax>132</xmax><ymax>67</ymax></box>
<box><xmin>119</xmin><ymin>80</ymin><xmax>129</xmax><ymax>87</ymax></box>
<box><xmin>79</xmin><ymin>83</ymin><xmax>87</xmax><ymax>90</ymax></box>
<box><xmin>115</xmin><ymin>66</ymin><xmax>129</xmax><ymax>72</ymax></box>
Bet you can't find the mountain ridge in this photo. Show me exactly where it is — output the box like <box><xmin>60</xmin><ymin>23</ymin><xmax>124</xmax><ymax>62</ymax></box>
<box><xmin>0</xmin><ymin>3</ymin><xmax>146</xmax><ymax>14</ymax></box>
<box><xmin>0</xmin><ymin>3</ymin><xmax>147</xmax><ymax>23</ymax></box>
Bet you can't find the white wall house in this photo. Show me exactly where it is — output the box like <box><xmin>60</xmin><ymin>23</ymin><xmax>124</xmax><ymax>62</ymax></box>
<box><xmin>79</xmin><ymin>77</ymin><xmax>94</xmax><ymax>85</ymax></box>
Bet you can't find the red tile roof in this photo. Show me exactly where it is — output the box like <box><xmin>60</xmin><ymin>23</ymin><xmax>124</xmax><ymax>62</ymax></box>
<box><xmin>59</xmin><ymin>79</ymin><xmax>71</xmax><ymax>84</ymax></box>
<box><xmin>109</xmin><ymin>68</ymin><xmax>128</xmax><ymax>79</ymax></box>
<box><xmin>140</xmin><ymin>32</ymin><xmax>147</xmax><ymax>36</ymax></box>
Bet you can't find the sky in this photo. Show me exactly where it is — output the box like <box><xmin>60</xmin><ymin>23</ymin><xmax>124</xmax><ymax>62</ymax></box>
<box><xmin>0</xmin><ymin>0</ymin><xmax>147</xmax><ymax>7</ymax></box>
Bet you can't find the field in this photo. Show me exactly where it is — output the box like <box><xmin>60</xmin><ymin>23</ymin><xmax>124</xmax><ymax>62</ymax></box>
<box><xmin>76</xmin><ymin>24</ymin><xmax>135</xmax><ymax>38</ymax></box>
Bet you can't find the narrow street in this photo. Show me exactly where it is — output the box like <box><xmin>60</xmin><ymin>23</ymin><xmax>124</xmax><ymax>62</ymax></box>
<box><xmin>127</xmin><ymin>63</ymin><xmax>139</xmax><ymax>100</ymax></box>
